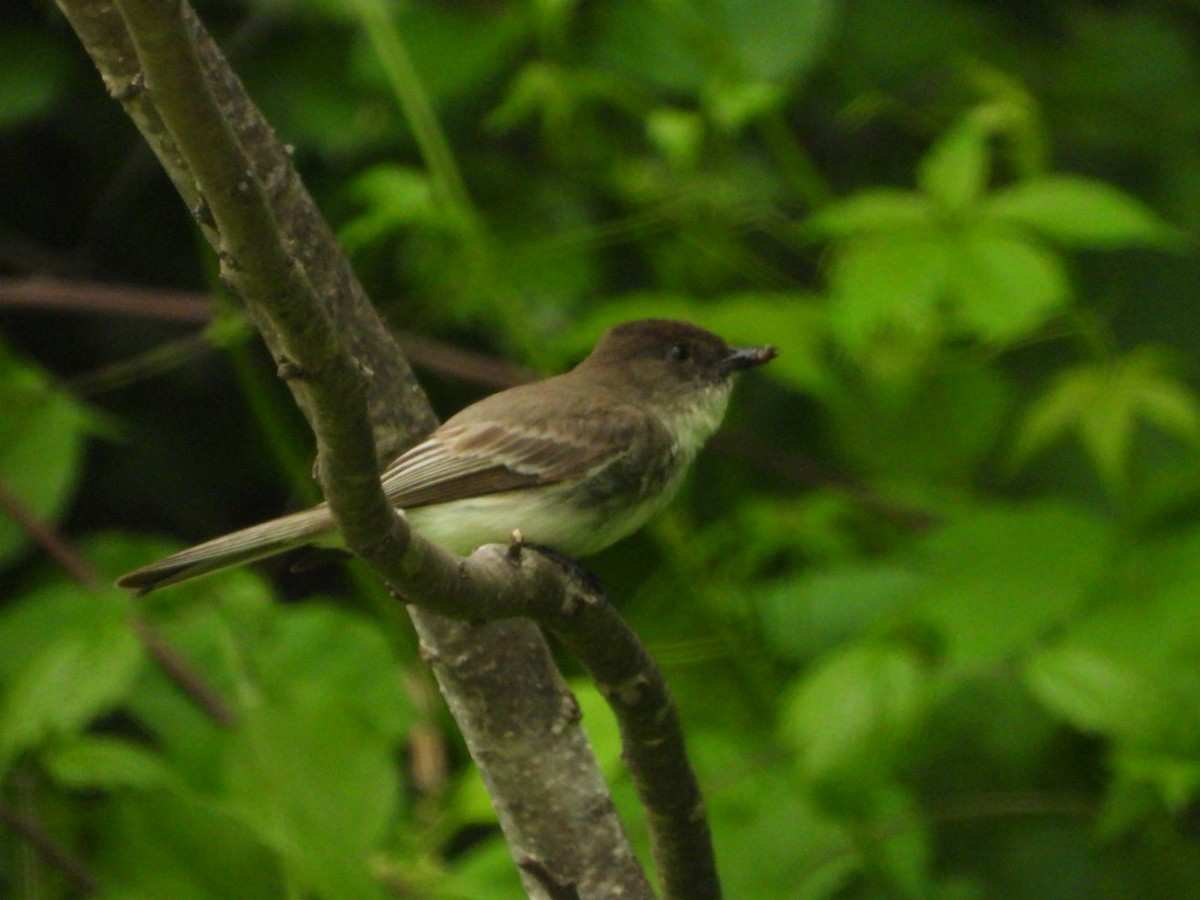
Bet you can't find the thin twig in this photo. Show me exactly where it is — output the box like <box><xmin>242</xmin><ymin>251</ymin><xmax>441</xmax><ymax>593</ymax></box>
<box><xmin>0</xmin><ymin>275</ymin><xmax>212</xmax><ymax>322</ymax></box>
<box><xmin>0</xmin><ymin>480</ymin><xmax>235</xmax><ymax>725</ymax></box>
<box><xmin>0</xmin><ymin>275</ymin><xmax>534</xmax><ymax>389</ymax></box>
<box><xmin>0</xmin><ymin>482</ymin><xmax>100</xmax><ymax>587</ymax></box>
<box><xmin>0</xmin><ymin>793</ymin><xmax>100</xmax><ymax>894</ymax></box>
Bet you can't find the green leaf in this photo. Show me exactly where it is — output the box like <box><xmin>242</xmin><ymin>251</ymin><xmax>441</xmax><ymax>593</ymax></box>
<box><xmin>93</xmin><ymin>790</ymin><xmax>289</xmax><ymax>900</ymax></box>
<box><xmin>223</xmin><ymin>696</ymin><xmax>399</xmax><ymax>900</ymax></box>
<box><xmin>44</xmin><ymin>735</ymin><xmax>176</xmax><ymax>791</ymax></box>
<box><xmin>827</xmin><ymin>231</ymin><xmax>952</xmax><ymax>349</ymax></box>
<box><xmin>950</xmin><ymin>231</ymin><xmax>1070</xmax><ymax>341</ymax></box>
<box><xmin>209</xmin><ymin>604</ymin><xmax>408</xmax><ymax>900</ymax></box>
<box><xmin>755</xmin><ymin>565</ymin><xmax>921</xmax><ymax>662</ymax></box>
<box><xmin>865</xmin><ymin>788</ymin><xmax>933</xmax><ymax>897</ymax></box>
<box><xmin>0</xmin><ymin>584</ymin><xmax>143</xmax><ymax>774</ymax></box>
<box><xmin>646</xmin><ymin>107</ymin><xmax>705</xmax><ymax>168</ymax></box>
<box><xmin>376</xmin><ymin>3</ymin><xmax>530</xmax><ymax>107</ymax></box>
<box><xmin>781</xmin><ymin>642</ymin><xmax>932</xmax><ymax>790</ymax></box>
<box><xmin>914</xmin><ymin>503</ymin><xmax>1111</xmax><ymax>670</ymax></box>
<box><xmin>440</xmin><ymin>836</ymin><xmax>527</xmax><ymax>900</ymax></box>
<box><xmin>983</xmin><ymin>176</ymin><xmax>1181</xmax><ymax>248</ymax></box>
<box><xmin>1028</xmin><ymin>644</ymin><xmax>1161</xmax><ymax>737</ymax></box>
<box><xmin>705</xmin><ymin>80</ymin><xmax>786</xmax><ymax>132</ymax></box>
<box><xmin>1025</xmin><ymin>556</ymin><xmax>1200</xmax><ymax>756</ymax></box>
<box><xmin>572</xmin><ymin>680</ymin><xmax>624</xmax><ymax>778</ymax></box>
<box><xmin>0</xmin><ymin>342</ymin><xmax>90</xmax><ymax>567</ymax></box>
<box><xmin>1011</xmin><ymin>366</ymin><xmax>1101</xmax><ymax>469</ymax></box>
<box><xmin>339</xmin><ymin>164</ymin><xmax>442</xmax><ymax>252</ymax></box>
<box><xmin>698</xmin><ymin>736</ymin><xmax>860</xmax><ymax>898</ymax></box>
<box><xmin>587</xmin><ymin>0</ymin><xmax>833</xmax><ymax>92</ymax></box>
<box><xmin>586</xmin><ymin>0</ymin><xmax>706</xmax><ymax>93</ymax></box>
<box><xmin>1134</xmin><ymin>375</ymin><xmax>1200</xmax><ymax>441</ymax></box>
<box><xmin>827</xmin><ymin>355</ymin><xmax>1013</xmax><ymax>484</ymax></box>
<box><xmin>251</xmin><ymin>603</ymin><xmax>411</xmax><ymax>738</ymax></box>
<box><xmin>1011</xmin><ymin>349</ymin><xmax>1200</xmax><ymax>491</ymax></box>
<box><xmin>1111</xmin><ymin>753</ymin><xmax>1200</xmax><ymax>817</ymax></box>
<box><xmin>715</xmin><ymin>0</ymin><xmax>835</xmax><ymax>83</ymax></box>
<box><xmin>805</xmin><ymin>189</ymin><xmax>936</xmax><ymax>237</ymax></box>
<box><xmin>918</xmin><ymin>116</ymin><xmax>990</xmax><ymax>212</ymax></box>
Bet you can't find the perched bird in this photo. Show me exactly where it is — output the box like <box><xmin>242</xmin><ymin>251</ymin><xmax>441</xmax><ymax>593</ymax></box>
<box><xmin>118</xmin><ymin>319</ymin><xmax>776</xmax><ymax>594</ymax></box>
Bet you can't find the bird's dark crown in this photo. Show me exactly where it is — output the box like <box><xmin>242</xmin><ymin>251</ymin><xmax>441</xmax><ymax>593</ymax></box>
<box><xmin>584</xmin><ymin>319</ymin><xmax>732</xmax><ymax>371</ymax></box>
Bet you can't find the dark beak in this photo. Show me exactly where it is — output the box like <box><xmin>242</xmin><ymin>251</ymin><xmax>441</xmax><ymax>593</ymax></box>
<box><xmin>719</xmin><ymin>344</ymin><xmax>777</xmax><ymax>376</ymax></box>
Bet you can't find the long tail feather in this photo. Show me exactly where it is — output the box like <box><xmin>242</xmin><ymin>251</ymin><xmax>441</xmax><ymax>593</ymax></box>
<box><xmin>117</xmin><ymin>506</ymin><xmax>335</xmax><ymax>595</ymax></box>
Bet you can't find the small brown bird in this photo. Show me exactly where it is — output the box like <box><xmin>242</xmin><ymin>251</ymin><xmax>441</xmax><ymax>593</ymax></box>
<box><xmin>118</xmin><ymin>319</ymin><xmax>776</xmax><ymax>594</ymax></box>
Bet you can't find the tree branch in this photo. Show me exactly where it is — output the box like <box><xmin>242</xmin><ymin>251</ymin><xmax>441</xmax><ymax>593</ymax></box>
<box><xmin>56</xmin><ymin>0</ymin><xmax>720</xmax><ymax>895</ymax></box>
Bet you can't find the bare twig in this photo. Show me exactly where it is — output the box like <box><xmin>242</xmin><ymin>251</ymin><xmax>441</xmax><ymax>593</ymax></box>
<box><xmin>0</xmin><ymin>482</ymin><xmax>99</xmax><ymax>587</ymax></box>
<box><xmin>0</xmin><ymin>480</ymin><xmax>235</xmax><ymax>726</ymax></box>
<box><xmin>0</xmin><ymin>275</ymin><xmax>212</xmax><ymax>322</ymax></box>
<box><xmin>0</xmin><ymin>275</ymin><xmax>533</xmax><ymax>389</ymax></box>
<box><xmin>0</xmin><ymin>792</ymin><xmax>99</xmax><ymax>894</ymax></box>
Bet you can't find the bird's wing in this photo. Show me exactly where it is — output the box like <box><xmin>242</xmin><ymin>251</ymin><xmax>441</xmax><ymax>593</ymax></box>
<box><xmin>379</xmin><ymin>401</ymin><xmax>651</xmax><ymax>509</ymax></box>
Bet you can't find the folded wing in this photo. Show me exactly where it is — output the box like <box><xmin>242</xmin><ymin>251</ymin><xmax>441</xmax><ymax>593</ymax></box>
<box><xmin>381</xmin><ymin>401</ymin><xmax>649</xmax><ymax>509</ymax></box>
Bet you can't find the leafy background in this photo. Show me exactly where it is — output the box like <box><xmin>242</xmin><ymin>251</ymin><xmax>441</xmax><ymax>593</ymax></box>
<box><xmin>3</xmin><ymin>0</ymin><xmax>1200</xmax><ymax>896</ymax></box>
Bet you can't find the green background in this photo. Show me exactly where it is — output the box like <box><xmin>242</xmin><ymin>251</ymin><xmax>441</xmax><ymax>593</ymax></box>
<box><xmin>2</xmin><ymin>0</ymin><xmax>1200</xmax><ymax>896</ymax></box>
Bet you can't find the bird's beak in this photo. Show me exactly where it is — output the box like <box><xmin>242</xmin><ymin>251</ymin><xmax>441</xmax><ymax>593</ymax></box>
<box><xmin>719</xmin><ymin>344</ymin><xmax>777</xmax><ymax>376</ymax></box>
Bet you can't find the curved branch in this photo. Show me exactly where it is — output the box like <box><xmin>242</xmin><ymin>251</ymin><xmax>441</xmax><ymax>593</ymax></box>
<box><xmin>57</xmin><ymin>0</ymin><xmax>720</xmax><ymax>895</ymax></box>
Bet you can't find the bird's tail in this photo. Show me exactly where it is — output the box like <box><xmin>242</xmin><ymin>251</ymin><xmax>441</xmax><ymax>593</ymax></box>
<box><xmin>116</xmin><ymin>505</ymin><xmax>335</xmax><ymax>596</ymax></box>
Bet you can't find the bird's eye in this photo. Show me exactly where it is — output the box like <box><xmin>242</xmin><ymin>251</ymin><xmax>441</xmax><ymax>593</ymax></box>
<box><xmin>669</xmin><ymin>344</ymin><xmax>690</xmax><ymax>362</ymax></box>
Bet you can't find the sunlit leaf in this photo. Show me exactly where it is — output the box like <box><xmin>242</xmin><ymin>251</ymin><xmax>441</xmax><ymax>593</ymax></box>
<box><xmin>339</xmin><ymin>164</ymin><xmax>441</xmax><ymax>252</ymax></box>
<box><xmin>805</xmin><ymin>190</ymin><xmax>936</xmax><ymax>237</ymax></box>
<box><xmin>0</xmin><ymin>585</ymin><xmax>143</xmax><ymax>774</ymax></box>
<box><xmin>827</xmin><ymin>231</ymin><xmax>952</xmax><ymax>349</ymax></box>
<box><xmin>705</xmin><ymin>79</ymin><xmax>786</xmax><ymax>132</ymax></box>
<box><xmin>0</xmin><ymin>343</ymin><xmax>90</xmax><ymax>567</ymax></box>
<box><xmin>984</xmin><ymin>176</ymin><xmax>1182</xmax><ymax>248</ymax></box>
<box><xmin>646</xmin><ymin>107</ymin><xmax>705</xmax><ymax>167</ymax></box>
<box><xmin>781</xmin><ymin>642</ymin><xmax>932</xmax><ymax>789</ymax></box>
<box><xmin>45</xmin><ymin>735</ymin><xmax>176</xmax><ymax>791</ymax></box>
<box><xmin>918</xmin><ymin>115</ymin><xmax>990</xmax><ymax>212</ymax></box>
<box><xmin>951</xmin><ymin>231</ymin><xmax>1070</xmax><ymax>341</ymax></box>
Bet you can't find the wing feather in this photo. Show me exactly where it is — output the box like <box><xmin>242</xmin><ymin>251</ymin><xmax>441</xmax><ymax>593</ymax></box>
<box><xmin>380</xmin><ymin>399</ymin><xmax>647</xmax><ymax>510</ymax></box>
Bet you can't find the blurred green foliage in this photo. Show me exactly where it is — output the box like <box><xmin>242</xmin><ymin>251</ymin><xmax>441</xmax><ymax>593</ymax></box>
<box><xmin>2</xmin><ymin>0</ymin><xmax>1200</xmax><ymax>896</ymax></box>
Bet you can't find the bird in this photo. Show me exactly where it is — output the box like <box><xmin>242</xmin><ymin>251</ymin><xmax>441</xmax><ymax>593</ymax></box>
<box><xmin>117</xmin><ymin>319</ymin><xmax>776</xmax><ymax>595</ymax></box>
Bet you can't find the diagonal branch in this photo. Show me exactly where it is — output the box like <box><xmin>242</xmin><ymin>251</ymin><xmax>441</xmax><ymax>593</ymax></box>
<box><xmin>56</xmin><ymin>0</ymin><xmax>721</xmax><ymax>895</ymax></box>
